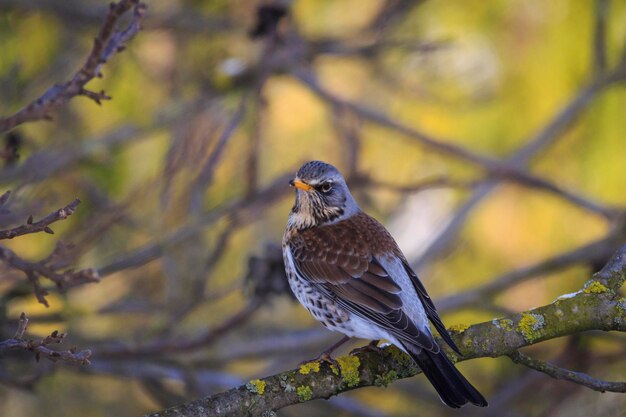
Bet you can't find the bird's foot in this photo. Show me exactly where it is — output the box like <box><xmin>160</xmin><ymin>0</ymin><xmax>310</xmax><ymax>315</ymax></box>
<box><xmin>350</xmin><ymin>340</ymin><xmax>383</xmax><ymax>356</ymax></box>
<box><xmin>298</xmin><ymin>335</ymin><xmax>350</xmax><ymax>369</ymax></box>
<box><xmin>299</xmin><ymin>351</ymin><xmax>339</xmax><ymax>369</ymax></box>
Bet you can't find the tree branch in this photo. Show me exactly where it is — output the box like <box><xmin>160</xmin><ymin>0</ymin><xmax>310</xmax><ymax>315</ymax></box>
<box><xmin>508</xmin><ymin>350</ymin><xmax>625</xmax><ymax>393</ymax></box>
<box><xmin>97</xmin><ymin>172</ymin><xmax>293</xmax><ymax>277</ymax></box>
<box><xmin>0</xmin><ymin>243</ymin><xmax>100</xmax><ymax>306</ymax></box>
<box><xmin>293</xmin><ymin>68</ymin><xmax>618</xmax><ymax>220</ymax></box>
<box><xmin>0</xmin><ymin>0</ymin><xmax>147</xmax><ymax>133</ymax></box>
<box><xmin>438</xmin><ymin>231</ymin><xmax>624</xmax><ymax>311</ymax></box>
<box><xmin>0</xmin><ymin>313</ymin><xmax>91</xmax><ymax>365</ymax></box>
<box><xmin>145</xmin><ymin>244</ymin><xmax>626</xmax><ymax>417</ymax></box>
<box><xmin>97</xmin><ymin>301</ymin><xmax>260</xmax><ymax>358</ymax></box>
<box><xmin>0</xmin><ymin>196</ymin><xmax>81</xmax><ymax>239</ymax></box>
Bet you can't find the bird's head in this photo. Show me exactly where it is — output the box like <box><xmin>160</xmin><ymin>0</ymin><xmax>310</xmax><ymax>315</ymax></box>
<box><xmin>287</xmin><ymin>161</ymin><xmax>359</xmax><ymax>230</ymax></box>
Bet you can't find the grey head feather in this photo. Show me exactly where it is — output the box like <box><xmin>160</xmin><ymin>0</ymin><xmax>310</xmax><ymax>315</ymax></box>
<box><xmin>289</xmin><ymin>161</ymin><xmax>360</xmax><ymax>229</ymax></box>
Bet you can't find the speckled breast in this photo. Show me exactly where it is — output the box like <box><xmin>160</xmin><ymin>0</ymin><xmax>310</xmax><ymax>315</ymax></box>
<box><xmin>282</xmin><ymin>244</ymin><xmax>353</xmax><ymax>335</ymax></box>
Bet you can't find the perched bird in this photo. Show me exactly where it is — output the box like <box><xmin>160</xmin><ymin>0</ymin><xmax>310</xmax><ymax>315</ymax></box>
<box><xmin>282</xmin><ymin>160</ymin><xmax>487</xmax><ymax>408</ymax></box>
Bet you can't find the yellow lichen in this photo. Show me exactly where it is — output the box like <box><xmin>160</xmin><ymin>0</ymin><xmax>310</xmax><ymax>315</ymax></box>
<box><xmin>517</xmin><ymin>313</ymin><xmax>545</xmax><ymax>342</ymax></box>
<box><xmin>385</xmin><ymin>344</ymin><xmax>415</xmax><ymax>373</ymax></box>
<box><xmin>374</xmin><ymin>370</ymin><xmax>398</xmax><ymax>387</ymax></box>
<box><xmin>298</xmin><ymin>361</ymin><xmax>321</xmax><ymax>375</ymax></box>
<box><xmin>296</xmin><ymin>385</ymin><xmax>313</xmax><ymax>402</ymax></box>
<box><xmin>336</xmin><ymin>355</ymin><xmax>361</xmax><ymax>387</ymax></box>
<box><xmin>498</xmin><ymin>318</ymin><xmax>514</xmax><ymax>331</ymax></box>
<box><xmin>449</xmin><ymin>323</ymin><xmax>470</xmax><ymax>333</ymax></box>
<box><xmin>246</xmin><ymin>379</ymin><xmax>266</xmax><ymax>395</ymax></box>
<box><xmin>583</xmin><ymin>281</ymin><xmax>609</xmax><ymax>294</ymax></box>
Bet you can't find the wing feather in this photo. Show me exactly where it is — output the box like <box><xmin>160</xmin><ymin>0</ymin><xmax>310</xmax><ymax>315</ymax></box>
<box><xmin>287</xmin><ymin>213</ymin><xmax>440</xmax><ymax>353</ymax></box>
<box><xmin>402</xmin><ymin>261</ymin><xmax>462</xmax><ymax>355</ymax></box>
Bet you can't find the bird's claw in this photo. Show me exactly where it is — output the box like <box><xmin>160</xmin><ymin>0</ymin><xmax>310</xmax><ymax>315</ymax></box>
<box><xmin>300</xmin><ymin>352</ymin><xmax>339</xmax><ymax>370</ymax></box>
<box><xmin>350</xmin><ymin>340</ymin><xmax>383</xmax><ymax>356</ymax></box>
<box><xmin>318</xmin><ymin>352</ymin><xmax>340</xmax><ymax>369</ymax></box>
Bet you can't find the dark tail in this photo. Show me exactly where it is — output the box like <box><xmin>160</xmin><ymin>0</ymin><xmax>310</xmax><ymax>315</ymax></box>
<box><xmin>403</xmin><ymin>343</ymin><xmax>488</xmax><ymax>408</ymax></box>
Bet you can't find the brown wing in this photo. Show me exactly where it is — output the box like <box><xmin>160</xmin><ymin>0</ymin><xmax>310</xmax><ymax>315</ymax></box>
<box><xmin>289</xmin><ymin>219</ymin><xmax>402</xmax><ymax>314</ymax></box>
<box><xmin>287</xmin><ymin>212</ymin><xmax>438</xmax><ymax>352</ymax></box>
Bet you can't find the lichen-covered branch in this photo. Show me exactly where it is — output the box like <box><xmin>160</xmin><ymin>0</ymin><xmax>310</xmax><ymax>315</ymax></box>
<box><xmin>145</xmin><ymin>244</ymin><xmax>626</xmax><ymax>417</ymax></box>
<box><xmin>0</xmin><ymin>0</ymin><xmax>147</xmax><ymax>133</ymax></box>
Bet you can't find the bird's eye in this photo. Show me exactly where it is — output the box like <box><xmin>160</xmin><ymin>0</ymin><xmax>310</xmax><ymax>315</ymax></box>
<box><xmin>320</xmin><ymin>182</ymin><xmax>333</xmax><ymax>193</ymax></box>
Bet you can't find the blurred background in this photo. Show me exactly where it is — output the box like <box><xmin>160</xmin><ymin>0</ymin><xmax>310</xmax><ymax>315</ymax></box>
<box><xmin>0</xmin><ymin>0</ymin><xmax>625</xmax><ymax>416</ymax></box>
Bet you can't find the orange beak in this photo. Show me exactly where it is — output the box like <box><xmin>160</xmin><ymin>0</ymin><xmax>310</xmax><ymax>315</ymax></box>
<box><xmin>290</xmin><ymin>179</ymin><xmax>313</xmax><ymax>191</ymax></box>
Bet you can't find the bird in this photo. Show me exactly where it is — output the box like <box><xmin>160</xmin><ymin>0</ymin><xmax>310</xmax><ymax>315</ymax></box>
<box><xmin>282</xmin><ymin>160</ymin><xmax>487</xmax><ymax>408</ymax></box>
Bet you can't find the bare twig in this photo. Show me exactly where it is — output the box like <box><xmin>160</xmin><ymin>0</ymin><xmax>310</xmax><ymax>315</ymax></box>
<box><xmin>0</xmin><ymin>190</ymin><xmax>10</xmax><ymax>211</ymax></box>
<box><xmin>0</xmin><ymin>0</ymin><xmax>230</xmax><ymax>34</ymax></box>
<box><xmin>0</xmin><ymin>313</ymin><xmax>91</xmax><ymax>365</ymax></box>
<box><xmin>245</xmin><ymin>93</ymin><xmax>265</xmax><ymax>198</ymax></box>
<box><xmin>412</xmin><ymin>74</ymin><xmax>619</xmax><ymax>269</ymax></box>
<box><xmin>189</xmin><ymin>97</ymin><xmax>248</xmax><ymax>215</ymax></box>
<box><xmin>0</xmin><ymin>0</ymin><xmax>147</xmax><ymax>133</ymax></box>
<box><xmin>13</xmin><ymin>312</ymin><xmax>29</xmax><ymax>339</ymax></box>
<box><xmin>97</xmin><ymin>301</ymin><xmax>260</xmax><ymax>358</ymax></box>
<box><xmin>0</xmin><ymin>98</ymin><xmax>205</xmax><ymax>186</ymax></box>
<box><xmin>311</xmin><ymin>38</ymin><xmax>447</xmax><ymax>58</ymax></box>
<box><xmin>437</xmin><ymin>232</ymin><xmax>622</xmax><ymax>311</ymax></box>
<box><xmin>365</xmin><ymin>0</ymin><xmax>426</xmax><ymax>34</ymax></box>
<box><xmin>0</xmin><ymin>195</ymin><xmax>96</xmax><ymax>305</ymax></box>
<box><xmin>593</xmin><ymin>0</ymin><xmax>609</xmax><ymax>75</ymax></box>
<box><xmin>508</xmin><ymin>350</ymin><xmax>625</xmax><ymax>393</ymax></box>
<box><xmin>294</xmin><ymin>68</ymin><xmax>617</xmax><ymax>220</ymax></box>
<box><xmin>0</xmin><ymin>244</ymin><xmax>100</xmax><ymax>306</ymax></box>
<box><xmin>0</xmin><ymin>198</ymin><xmax>80</xmax><ymax>239</ymax></box>
<box><xmin>331</xmin><ymin>105</ymin><xmax>362</xmax><ymax>179</ymax></box>
<box><xmin>97</xmin><ymin>172</ymin><xmax>292</xmax><ymax>276</ymax></box>
<box><xmin>352</xmin><ymin>174</ymin><xmax>481</xmax><ymax>194</ymax></box>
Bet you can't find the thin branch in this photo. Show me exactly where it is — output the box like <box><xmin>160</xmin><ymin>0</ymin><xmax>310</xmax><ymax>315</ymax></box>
<box><xmin>189</xmin><ymin>97</ymin><xmax>248</xmax><ymax>215</ymax></box>
<box><xmin>0</xmin><ymin>0</ymin><xmax>231</xmax><ymax>34</ymax></box>
<box><xmin>0</xmin><ymin>190</ymin><xmax>10</xmax><ymax>211</ymax></box>
<box><xmin>0</xmin><ymin>243</ymin><xmax>100</xmax><ymax>306</ymax></box>
<box><xmin>593</xmin><ymin>0</ymin><xmax>609</xmax><ymax>75</ymax></box>
<box><xmin>365</xmin><ymin>0</ymin><xmax>426</xmax><ymax>35</ymax></box>
<box><xmin>293</xmin><ymin>68</ymin><xmax>617</xmax><ymax>220</ymax></box>
<box><xmin>245</xmin><ymin>93</ymin><xmax>265</xmax><ymax>198</ymax></box>
<box><xmin>0</xmin><ymin>0</ymin><xmax>147</xmax><ymax>133</ymax></box>
<box><xmin>0</xmin><ymin>198</ymin><xmax>80</xmax><ymax>239</ymax></box>
<box><xmin>97</xmin><ymin>301</ymin><xmax>260</xmax><ymax>358</ymax></box>
<box><xmin>13</xmin><ymin>311</ymin><xmax>29</xmax><ymax>339</ymax></box>
<box><xmin>0</xmin><ymin>313</ymin><xmax>91</xmax><ymax>365</ymax></box>
<box><xmin>0</xmin><ymin>98</ymin><xmax>205</xmax><ymax>185</ymax></box>
<box><xmin>331</xmin><ymin>105</ymin><xmax>362</xmax><ymax>179</ymax></box>
<box><xmin>209</xmin><ymin>329</ymin><xmax>333</xmax><ymax>362</ymax></box>
<box><xmin>310</xmin><ymin>38</ymin><xmax>447</xmax><ymax>58</ymax></box>
<box><xmin>412</xmin><ymin>71</ymin><xmax>619</xmax><ymax>269</ymax></box>
<box><xmin>508</xmin><ymin>350</ymin><xmax>625</xmax><ymax>393</ymax></box>
<box><xmin>437</xmin><ymin>232</ymin><xmax>623</xmax><ymax>311</ymax></box>
<box><xmin>97</xmin><ymin>172</ymin><xmax>292</xmax><ymax>277</ymax></box>
<box><xmin>352</xmin><ymin>174</ymin><xmax>482</xmax><ymax>194</ymax></box>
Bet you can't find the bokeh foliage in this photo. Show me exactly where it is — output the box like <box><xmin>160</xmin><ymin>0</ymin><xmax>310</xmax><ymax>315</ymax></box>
<box><xmin>0</xmin><ymin>1</ymin><xmax>625</xmax><ymax>416</ymax></box>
